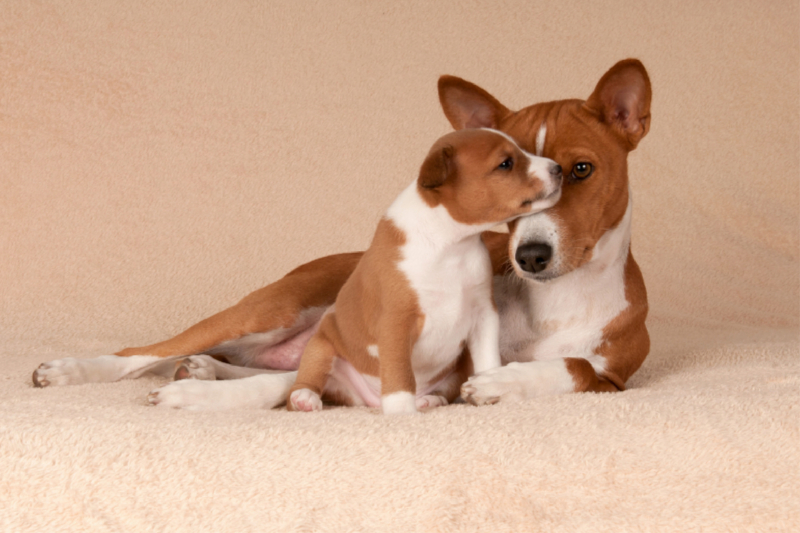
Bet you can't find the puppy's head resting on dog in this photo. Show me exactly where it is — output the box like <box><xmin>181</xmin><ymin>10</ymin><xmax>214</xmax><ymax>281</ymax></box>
<box><xmin>415</xmin><ymin>128</ymin><xmax>562</xmax><ymax>229</ymax></box>
<box><xmin>438</xmin><ymin>59</ymin><xmax>651</xmax><ymax>281</ymax></box>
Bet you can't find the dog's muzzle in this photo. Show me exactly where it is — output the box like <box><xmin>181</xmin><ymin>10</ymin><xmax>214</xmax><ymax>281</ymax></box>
<box><xmin>514</xmin><ymin>242</ymin><xmax>552</xmax><ymax>274</ymax></box>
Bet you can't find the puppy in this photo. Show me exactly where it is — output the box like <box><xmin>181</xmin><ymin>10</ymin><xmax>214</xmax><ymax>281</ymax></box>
<box><xmin>287</xmin><ymin>128</ymin><xmax>562</xmax><ymax>414</ymax></box>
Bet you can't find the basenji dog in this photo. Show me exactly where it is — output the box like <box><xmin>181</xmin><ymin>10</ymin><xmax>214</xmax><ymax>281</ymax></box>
<box><xmin>32</xmin><ymin>59</ymin><xmax>650</xmax><ymax>412</ymax></box>
<box><xmin>286</xmin><ymin>129</ymin><xmax>561</xmax><ymax>414</ymax></box>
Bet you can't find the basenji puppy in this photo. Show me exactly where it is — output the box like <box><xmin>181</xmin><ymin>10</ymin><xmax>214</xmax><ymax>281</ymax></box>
<box><xmin>32</xmin><ymin>59</ymin><xmax>650</xmax><ymax>413</ymax></box>
<box><xmin>286</xmin><ymin>129</ymin><xmax>562</xmax><ymax>414</ymax></box>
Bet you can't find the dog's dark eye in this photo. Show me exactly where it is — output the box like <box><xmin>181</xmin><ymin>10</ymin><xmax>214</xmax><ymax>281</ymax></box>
<box><xmin>571</xmin><ymin>162</ymin><xmax>593</xmax><ymax>180</ymax></box>
<box><xmin>498</xmin><ymin>157</ymin><xmax>514</xmax><ymax>171</ymax></box>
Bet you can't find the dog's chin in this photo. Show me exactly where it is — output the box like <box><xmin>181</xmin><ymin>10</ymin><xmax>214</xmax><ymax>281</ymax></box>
<box><xmin>509</xmin><ymin>262</ymin><xmax>562</xmax><ymax>283</ymax></box>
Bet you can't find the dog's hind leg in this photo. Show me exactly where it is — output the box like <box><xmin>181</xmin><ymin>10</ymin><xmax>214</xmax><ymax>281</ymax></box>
<box><xmin>148</xmin><ymin>371</ymin><xmax>297</xmax><ymax>410</ymax></box>
<box><xmin>33</xmin><ymin>355</ymin><xmax>184</xmax><ymax>388</ymax></box>
<box><xmin>32</xmin><ymin>252</ymin><xmax>362</xmax><ymax>388</ymax></box>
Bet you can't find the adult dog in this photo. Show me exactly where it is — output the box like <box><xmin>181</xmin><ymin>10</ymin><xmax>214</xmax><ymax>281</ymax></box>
<box><xmin>33</xmin><ymin>59</ymin><xmax>651</xmax><ymax>411</ymax></box>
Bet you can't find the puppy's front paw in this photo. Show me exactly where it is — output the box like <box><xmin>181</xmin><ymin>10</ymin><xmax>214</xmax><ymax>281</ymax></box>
<box><xmin>174</xmin><ymin>356</ymin><xmax>216</xmax><ymax>381</ymax></box>
<box><xmin>381</xmin><ymin>391</ymin><xmax>418</xmax><ymax>415</ymax></box>
<box><xmin>33</xmin><ymin>359</ymin><xmax>86</xmax><ymax>387</ymax></box>
<box><xmin>460</xmin><ymin>364</ymin><xmax>525</xmax><ymax>406</ymax></box>
<box><xmin>289</xmin><ymin>388</ymin><xmax>323</xmax><ymax>412</ymax></box>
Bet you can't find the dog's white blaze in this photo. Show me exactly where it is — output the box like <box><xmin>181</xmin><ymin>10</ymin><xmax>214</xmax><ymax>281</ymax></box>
<box><xmin>535</xmin><ymin>123</ymin><xmax>547</xmax><ymax>157</ymax></box>
<box><xmin>498</xmin><ymin>195</ymin><xmax>633</xmax><ymax>375</ymax></box>
<box><xmin>381</xmin><ymin>391</ymin><xmax>417</xmax><ymax>414</ymax></box>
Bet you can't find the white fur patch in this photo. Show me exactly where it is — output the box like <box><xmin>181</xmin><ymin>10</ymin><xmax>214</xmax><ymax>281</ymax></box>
<box><xmin>381</xmin><ymin>391</ymin><xmax>417</xmax><ymax>415</ymax></box>
<box><xmin>367</xmin><ymin>344</ymin><xmax>379</xmax><ymax>358</ymax></box>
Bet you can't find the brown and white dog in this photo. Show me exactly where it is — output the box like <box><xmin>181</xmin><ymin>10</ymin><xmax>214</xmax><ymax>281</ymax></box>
<box><xmin>31</xmin><ymin>59</ymin><xmax>651</xmax><ymax>411</ymax></box>
<box><xmin>287</xmin><ymin>129</ymin><xmax>561</xmax><ymax>414</ymax></box>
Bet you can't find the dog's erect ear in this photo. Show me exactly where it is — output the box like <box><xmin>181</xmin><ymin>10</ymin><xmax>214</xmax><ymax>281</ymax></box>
<box><xmin>418</xmin><ymin>145</ymin><xmax>455</xmax><ymax>190</ymax></box>
<box><xmin>584</xmin><ymin>59</ymin><xmax>652</xmax><ymax>150</ymax></box>
<box><xmin>438</xmin><ymin>75</ymin><xmax>512</xmax><ymax>130</ymax></box>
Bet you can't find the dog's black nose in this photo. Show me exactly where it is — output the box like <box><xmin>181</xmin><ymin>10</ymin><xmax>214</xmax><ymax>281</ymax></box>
<box><xmin>550</xmin><ymin>164</ymin><xmax>562</xmax><ymax>180</ymax></box>
<box><xmin>515</xmin><ymin>242</ymin><xmax>552</xmax><ymax>273</ymax></box>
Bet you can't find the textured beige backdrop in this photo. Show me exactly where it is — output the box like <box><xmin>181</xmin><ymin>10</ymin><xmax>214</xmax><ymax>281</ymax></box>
<box><xmin>1</xmin><ymin>1</ymin><xmax>798</xmax><ymax>532</ymax></box>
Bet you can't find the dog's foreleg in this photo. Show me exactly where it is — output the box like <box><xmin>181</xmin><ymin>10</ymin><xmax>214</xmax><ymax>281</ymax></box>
<box><xmin>468</xmin><ymin>305</ymin><xmax>502</xmax><ymax>375</ymax></box>
<box><xmin>460</xmin><ymin>357</ymin><xmax>620</xmax><ymax>405</ymax></box>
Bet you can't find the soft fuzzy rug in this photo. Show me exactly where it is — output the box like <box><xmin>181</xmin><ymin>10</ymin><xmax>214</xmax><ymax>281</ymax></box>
<box><xmin>1</xmin><ymin>0</ymin><xmax>798</xmax><ymax>531</ymax></box>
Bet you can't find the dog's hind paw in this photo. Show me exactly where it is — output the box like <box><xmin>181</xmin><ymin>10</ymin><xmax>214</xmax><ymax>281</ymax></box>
<box><xmin>174</xmin><ymin>356</ymin><xmax>216</xmax><ymax>381</ymax></box>
<box><xmin>416</xmin><ymin>394</ymin><xmax>448</xmax><ymax>410</ymax></box>
<box><xmin>33</xmin><ymin>358</ymin><xmax>88</xmax><ymax>387</ymax></box>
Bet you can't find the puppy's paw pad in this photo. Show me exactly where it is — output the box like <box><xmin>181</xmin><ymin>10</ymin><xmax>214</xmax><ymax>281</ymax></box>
<box><xmin>290</xmin><ymin>389</ymin><xmax>322</xmax><ymax>412</ymax></box>
<box><xmin>416</xmin><ymin>395</ymin><xmax>448</xmax><ymax>410</ymax></box>
<box><xmin>174</xmin><ymin>356</ymin><xmax>216</xmax><ymax>381</ymax></box>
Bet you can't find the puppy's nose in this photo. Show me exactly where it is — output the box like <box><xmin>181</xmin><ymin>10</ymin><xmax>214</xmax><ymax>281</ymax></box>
<box><xmin>515</xmin><ymin>242</ymin><xmax>552</xmax><ymax>274</ymax></box>
<box><xmin>550</xmin><ymin>164</ymin><xmax>562</xmax><ymax>181</ymax></box>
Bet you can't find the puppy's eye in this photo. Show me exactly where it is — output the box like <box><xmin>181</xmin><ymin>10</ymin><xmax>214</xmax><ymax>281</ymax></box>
<box><xmin>571</xmin><ymin>162</ymin><xmax>593</xmax><ymax>180</ymax></box>
<box><xmin>498</xmin><ymin>157</ymin><xmax>514</xmax><ymax>171</ymax></box>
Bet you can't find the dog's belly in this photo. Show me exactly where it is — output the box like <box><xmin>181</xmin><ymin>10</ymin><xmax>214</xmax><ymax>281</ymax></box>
<box><xmin>212</xmin><ymin>308</ymin><xmax>327</xmax><ymax>371</ymax></box>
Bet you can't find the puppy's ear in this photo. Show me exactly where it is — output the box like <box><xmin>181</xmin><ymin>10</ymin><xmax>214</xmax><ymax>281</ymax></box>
<box><xmin>584</xmin><ymin>59</ymin><xmax>652</xmax><ymax>150</ymax></box>
<box><xmin>418</xmin><ymin>145</ymin><xmax>455</xmax><ymax>190</ymax></box>
<box><xmin>438</xmin><ymin>75</ymin><xmax>511</xmax><ymax>130</ymax></box>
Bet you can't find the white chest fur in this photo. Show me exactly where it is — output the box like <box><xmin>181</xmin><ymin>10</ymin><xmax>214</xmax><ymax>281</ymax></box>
<box><xmin>387</xmin><ymin>184</ymin><xmax>496</xmax><ymax>385</ymax></box>
<box><xmin>496</xmin><ymin>196</ymin><xmax>633</xmax><ymax>374</ymax></box>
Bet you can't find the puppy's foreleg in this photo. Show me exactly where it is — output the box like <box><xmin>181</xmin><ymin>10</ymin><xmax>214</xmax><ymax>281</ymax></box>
<box><xmin>288</xmin><ymin>328</ymin><xmax>338</xmax><ymax>412</ymax></box>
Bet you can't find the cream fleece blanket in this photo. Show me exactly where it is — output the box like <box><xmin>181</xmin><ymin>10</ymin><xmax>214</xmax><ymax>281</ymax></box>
<box><xmin>1</xmin><ymin>1</ymin><xmax>798</xmax><ymax>531</ymax></box>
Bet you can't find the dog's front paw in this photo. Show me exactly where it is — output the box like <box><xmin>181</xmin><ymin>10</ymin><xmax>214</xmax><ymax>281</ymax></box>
<box><xmin>174</xmin><ymin>356</ymin><xmax>216</xmax><ymax>381</ymax></box>
<box><xmin>460</xmin><ymin>364</ymin><xmax>526</xmax><ymax>406</ymax></box>
<box><xmin>148</xmin><ymin>380</ymin><xmax>221</xmax><ymax>410</ymax></box>
<box><xmin>289</xmin><ymin>388</ymin><xmax>322</xmax><ymax>412</ymax></box>
<box><xmin>33</xmin><ymin>358</ymin><xmax>88</xmax><ymax>387</ymax></box>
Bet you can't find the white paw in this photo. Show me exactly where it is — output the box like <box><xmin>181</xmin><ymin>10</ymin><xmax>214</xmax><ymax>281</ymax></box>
<box><xmin>174</xmin><ymin>356</ymin><xmax>216</xmax><ymax>381</ymax></box>
<box><xmin>33</xmin><ymin>358</ymin><xmax>89</xmax><ymax>387</ymax></box>
<box><xmin>381</xmin><ymin>391</ymin><xmax>418</xmax><ymax>415</ymax></box>
<box><xmin>289</xmin><ymin>388</ymin><xmax>323</xmax><ymax>412</ymax></box>
<box><xmin>416</xmin><ymin>394</ymin><xmax>448</xmax><ymax>410</ymax></box>
<box><xmin>148</xmin><ymin>380</ymin><xmax>222</xmax><ymax>410</ymax></box>
<box><xmin>460</xmin><ymin>363</ymin><xmax>526</xmax><ymax>406</ymax></box>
